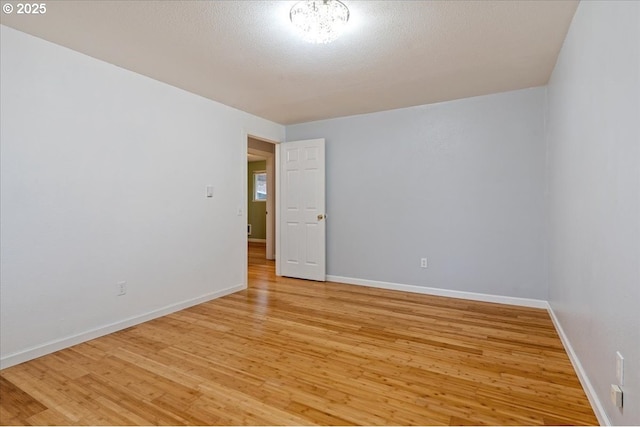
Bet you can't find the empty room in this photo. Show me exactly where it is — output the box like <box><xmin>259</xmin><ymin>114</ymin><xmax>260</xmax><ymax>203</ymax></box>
<box><xmin>0</xmin><ymin>1</ymin><xmax>638</xmax><ymax>425</ymax></box>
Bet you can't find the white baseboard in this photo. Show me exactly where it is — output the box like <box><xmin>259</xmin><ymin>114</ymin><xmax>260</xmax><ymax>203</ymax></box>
<box><xmin>326</xmin><ymin>275</ymin><xmax>548</xmax><ymax>309</ymax></box>
<box><xmin>0</xmin><ymin>284</ymin><xmax>245</xmax><ymax>370</ymax></box>
<box><xmin>547</xmin><ymin>304</ymin><xmax>610</xmax><ymax>426</ymax></box>
<box><xmin>248</xmin><ymin>238</ymin><xmax>266</xmax><ymax>243</ymax></box>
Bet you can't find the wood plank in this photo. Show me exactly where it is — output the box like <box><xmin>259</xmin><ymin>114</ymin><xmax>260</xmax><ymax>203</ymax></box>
<box><xmin>0</xmin><ymin>376</ymin><xmax>47</xmax><ymax>422</ymax></box>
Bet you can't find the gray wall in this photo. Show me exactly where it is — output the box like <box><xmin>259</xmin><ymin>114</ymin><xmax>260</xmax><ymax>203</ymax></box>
<box><xmin>546</xmin><ymin>1</ymin><xmax>640</xmax><ymax>424</ymax></box>
<box><xmin>287</xmin><ymin>87</ymin><xmax>548</xmax><ymax>300</ymax></box>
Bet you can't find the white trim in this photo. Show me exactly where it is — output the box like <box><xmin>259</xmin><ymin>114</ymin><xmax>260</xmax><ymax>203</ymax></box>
<box><xmin>265</xmin><ymin>153</ymin><xmax>275</xmax><ymax>260</ymax></box>
<box><xmin>326</xmin><ymin>275</ymin><xmax>548</xmax><ymax>309</ymax></box>
<box><xmin>275</xmin><ymin>143</ymin><xmax>281</xmax><ymax>276</ymax></box>
<box><xmin>0</xmin><ymin>284</ymin><xmax>245</xmax><ymax>370</ymax></box>
<box><xmin>242</xmin><ymin>129</ymin><xmax>249</xmax><ymax>289</ymax></box>
<box><xmin>547</xmin><ymin>304</ymin><xmax>610</xmax><ymax>426</ymax></box>
<box><xmin>248</xmin><ymin>238</ymin><xmax>266</xmax><ymax>243</ymax></box>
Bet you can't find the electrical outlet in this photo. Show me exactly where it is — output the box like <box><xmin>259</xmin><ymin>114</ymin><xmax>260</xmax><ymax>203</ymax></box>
<box><xmin>117</xmin><ymin>281</ymin><xmax>127</xmax><ymax>296</ymax></box>
<box><xmin>616</xmin><ymin>351</ymin><xmax>624</xmax><ymax>385</ymax></box>
<box><xmin>420</xmin><ymin>258</ymin><xmax>428</xmax><ymax>268</ymax></box>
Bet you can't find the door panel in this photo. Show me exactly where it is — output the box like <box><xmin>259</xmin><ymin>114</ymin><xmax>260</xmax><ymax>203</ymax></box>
<box><xmin>286</xmin><ymin>222</ymin><xmax>299</xmax><ymax>263</ymax></box>
<box><xmin>279</xmin><ymin>139</ymin><xmax>326</xmax><ymax>281</ymax></box>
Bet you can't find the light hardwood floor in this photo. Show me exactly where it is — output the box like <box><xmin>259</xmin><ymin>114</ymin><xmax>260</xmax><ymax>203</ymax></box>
<box><xmin>0</xmin><ymin>242</ymin><xmax>597</xmax><ymax>425</ymax></box>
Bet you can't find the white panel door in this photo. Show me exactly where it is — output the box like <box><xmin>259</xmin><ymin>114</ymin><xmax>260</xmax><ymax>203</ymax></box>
<box><xmin>279</xmin><ymin>138</ymin><xmax>326</xmax><ymax>281</ymax></box>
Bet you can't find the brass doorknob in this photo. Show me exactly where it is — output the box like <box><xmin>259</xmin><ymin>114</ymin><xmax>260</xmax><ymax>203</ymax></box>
<box><xmin>317</xmin><ymin>214</ymin><xmax>325</xmax><ymax>220</ymax></box>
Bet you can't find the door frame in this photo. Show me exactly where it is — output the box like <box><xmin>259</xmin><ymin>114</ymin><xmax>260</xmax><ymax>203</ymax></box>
<box><xmin>275</xmin><ymin>143</ymin><xmax>281</xmax><ymax>276</ymax></box>
<box><xmin>247</xmin><ymin>147</ymin><xmax>275</xmax><ymax>260</ymax></box>
<box><xmin>243</xmin><ymin>132</ymin><xmax>281</xmax><ymax>286</ymax></box>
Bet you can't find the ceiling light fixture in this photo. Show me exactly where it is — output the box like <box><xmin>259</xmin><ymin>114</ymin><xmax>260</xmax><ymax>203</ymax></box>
<box><xmin>290</xmin><ymin>0</ymin><xmax>350</xmax><ymax>44</ymax></box>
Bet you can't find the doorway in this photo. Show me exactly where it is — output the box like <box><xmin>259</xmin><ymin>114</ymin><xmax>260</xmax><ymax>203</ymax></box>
<box><xmin>247</xmin><ymin>136</ymin><xmax>276</xmax><ymax>265</ymax></box>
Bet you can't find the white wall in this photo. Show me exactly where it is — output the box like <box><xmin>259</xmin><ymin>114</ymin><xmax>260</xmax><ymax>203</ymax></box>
<box><xmin>546</xmin><ymin>1</ymin><xmax>640</xmax><ymax>425</ymax></box>
<box><xmin>287</xmin><ymin>88</ymin><xmax>548</xmax><ymax>301</ymax></box>
<box><xmin>0</xmin><ymin>25</ymin><xmax>284</xmax><ymax>367</ymax></box>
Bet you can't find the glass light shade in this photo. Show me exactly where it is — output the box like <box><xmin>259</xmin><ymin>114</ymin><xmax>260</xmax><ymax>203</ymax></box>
<box><xmin>290</xmin><ymin>0</ymin><xmax>350</xmax><ymax>44</ymax></box>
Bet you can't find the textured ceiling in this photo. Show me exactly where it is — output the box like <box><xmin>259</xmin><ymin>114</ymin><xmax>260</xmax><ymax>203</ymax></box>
<box><xmin>1</xmin><ymin>0</ymin><xmax>578</xmax><ymax>125</ymax></box>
